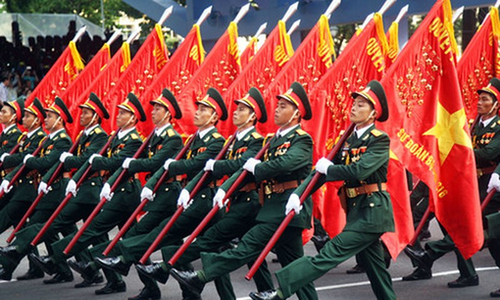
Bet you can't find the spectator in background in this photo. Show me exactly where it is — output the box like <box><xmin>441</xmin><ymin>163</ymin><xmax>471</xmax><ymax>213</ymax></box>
<box><xmin>0</xmin><ymin>72</ymin><xmax>10</xmax><ymax>103</ymax></box>
<box><xmin>22</xmin><ymin>66</ymin><xmax>38</xmax><ymax>90</ymax></box>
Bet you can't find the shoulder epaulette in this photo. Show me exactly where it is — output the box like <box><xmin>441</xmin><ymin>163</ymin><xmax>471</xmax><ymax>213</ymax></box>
<box><xmin>296</xmin><ymin>129</ymin><xmax>307</xmax><ymax>136</ymax></box>
<box><xmin>94</xmin><ymin>127</ymin><xmax>102</xmax><ymax>134</ymax></box>
<box><xmin>11</xmin><ymin>128</ymin><xmax>17</xmax><ymax>133</ymax></box>
<box><xmin>130</xmin><ymin>133</ymin><xmax>139</xmax><ymax>140</ymax></box>
<box><xmin>251</xmin><ymin>132</ymin><xmax>263</xmax><ymax>139</ymax></box>
<box><xmin>371</xmin><ymin>129</ymin><xmax>383</xmax><ymax>137</ymax></box>
<box><xmin>212</xmin><ymin>132</ymin><xmax>222</xmax><ymax>139</ymax></box>
<box><xmin>167</xmin><ymin>129</ymin><xmax>175</xmax><ymax>137</ymax></box>
<box><xmin>60</xmin><ymin>133</ymin><xmax>67</xmax><ymax>139</ymax></box>
<box><xmin>38</xmin><ymin>131</ymin><xmax>45</xmax><ymax>136</ymax></box>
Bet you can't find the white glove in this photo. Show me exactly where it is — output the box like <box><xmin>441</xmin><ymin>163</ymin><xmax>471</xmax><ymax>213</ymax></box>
<box><xmin>140</xmin><ymin>187</ymin><xmax>155</xmax><ymax>201</ymax></box>
<box><xmin>315</xmin><ymin>157</ymin><xmax>333</xmax><ymax>175</ymax></box>
<box><xmin>59</xmin><ymin>152</ymin><xmax>73</xmax><ymax>163</ymax></box>
<box><xmin>243</xmin><ymin>158</ymin><xmax>261</xmax><ymax>174</ymax></box>
<box><xmin>163</xmin><ymin>158</ymin><xmax>175</xmax><ymax>171</ymax></box>
<box><xmin>89</xmin><ymin>153</ymin><xmax>102</xmax><ymax>164</ymax></box>
<box><xmin>0</xmin><ymin>153</ymin><xmax>9</xmax><ymax>162</ymax></box>
<box><xmin>204</xmin><ymin>159</ymin><xmax>216</xmax><ymax>172</ymax></box>
<box><xmin>122</xmin><ymin>157</ymin><xmax>135</xmax><ymax>169</ymax></box>
<box><xmin>213</xmin><ymin>189</ymin><xmax>226</xmax><ymax>208</ymax></box>
<box><xmin>285</xmin><ymin>193</ymin><xmax>302</xmax><ymax>215</ymax></box>
<box><xmin>38</xmin><ymin>181</ymin><xmax>50</xmax><ymax>194</ymax></box>
<box><xmin>488</xmin><ymin>173</ymin><xmax>500</xmax><ymax>193</ymax></box>
<box><xmin>100</xmin><ymin>183</ymin><xmax>114</xmax><ymax>201</ymax></box>
<box><xmin>1</xmin><ymin>179</ymin><xmax>12</xmax><ymax>194</ymax></box>
<box><xmin>177</xmin><ymin>189</ymin><xmax>191</xmax><ymax>209</ymax></box>
<box><xmin>23</xmin><ymin>154</ymin><xmax>34</xmax><ymax>164</ymax></box>
<box><xmin>65</xmin><ymin>179</ymin><xmax>77</xmax><ymax>197</ymax></box>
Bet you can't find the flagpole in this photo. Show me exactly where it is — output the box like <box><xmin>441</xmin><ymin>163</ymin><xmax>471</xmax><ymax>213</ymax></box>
<box><xmin>72</xmin><ymin>26</ymin><xmax>87</xmax><ymax>43</ymax></box>
<box><xmin>106</xmin><ymin>29</ymin><xmax>122</xmax><ymax>46</ymax></box>
<box><xmin>158</xmin><ymin>6</ymin><xmax>174</xmax><ymax>26</ymax></box>
<box><xmin>254</xmin><ymin>23</ymin><xmax>267</xmax><ymax>38</ymax></box>
<box><xmin>196</xmin><ymin>6</ymin><xmax>213</xmax><ymax>27</ymax></box>
<box><xmin>452</xmin><ymin>6</ymin><xmax>464</xmax><ymax>23</ymax></box>
<box><xmin>325</xmin><ymin>0</ymin><xmax>341</xmax><ymax>19</ymax></box>
<box><xmin>282</xmin><ymin>2</ymin><xmax>299</xmax><ymax>23</ymax></box>
<box><xmin>378</xmin><ymin>0</ymin><xmax>397</xmax><ymax>16</ymax></box>
<box><xmin>233</xmin><ymin>3</ymin><xmax>250</xmax><ymax>24</ymax></box>
<box><xmin>287</xmin><ymin>20</ymin><xmax>301</xmax><ymax>36</ymax></box>
<box><xmin>395</xmin><ymin>5</ymin><xmax>409</xmax><ymax>24</ymax></box>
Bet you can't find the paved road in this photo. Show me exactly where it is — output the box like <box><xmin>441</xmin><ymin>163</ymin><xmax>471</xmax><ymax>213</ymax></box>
<box><xmin>1</xmin><ymin>219</ymin><xmax>499</xmax><ymax>299</ymax></box>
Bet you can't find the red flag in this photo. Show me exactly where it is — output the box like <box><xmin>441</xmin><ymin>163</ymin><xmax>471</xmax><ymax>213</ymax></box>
<box><xmin>139</xmin><ymin>24</ymin><xmax>205</xmax><ymax>136</ymax></box>
<box><xmin>26</xmin><ymin>41</ymin><xmax>84</xmax><ymax>107</ymax></box>
<box><xmin>262</xmin><ymin>14</ymin><xmax>336</xmax><ymax>134</ymax></box>
<box><xmin>379</xmin><ymin>0</ymin><xmax>482</xmax><ymax>259</ymax></box>
<box><xmin>76</xmin><ymin>42</ymin><xmax>132</xmax><ymax>134</ymax></box>
<box><xmin>60</xmin><ymin>43</ymin><xmax>111</xmax><ymax>138</ymax></box>
<box><xmin>219</xmin><ymin>20</ymin><xmax>294</xmax><ymax>137</ymax></box>
<box><xmin>458</xmin><ymin>7</ymin><xmax>500</xmax><ymax>122</ymax></box>
<box><xmin>305</xmin><ymin>13</ymin><xmax>388</xmax><ymax>239</ymax></box>
<box><xmin>105</xmin><ymin>24</ymin><xmax>169</xmax><ymax>135</ymax></box>
<box><xmin>175</xmin><ymin>22</ymin><xmax>241</xmax><ymax>135</ymax></box>
<box><xmin>240</xmin><ymin>36</ymin><xmax>258</xmax><ymax>69</ymax></box>
<box><xmin>386</xmin><ymin>20</ymin><xmax>400</xmax><ymax>69</ymax></box>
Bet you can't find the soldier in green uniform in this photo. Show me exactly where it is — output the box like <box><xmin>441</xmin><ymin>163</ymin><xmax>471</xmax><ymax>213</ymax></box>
<box><xmin>405</xmin><ymin>78</ymin><xmax>500</xmax><ymax>289</ymax></box>
<box><xmin>29</xmin><ymin>93</ymin><xmax>146</xmax><ymax>295</ymax></box>
<box><xmin>0</xmin><ymin>98</ymin><xmax>24</xmax><ymax>212</ymax></box>
<box><xmin>0</xmin><ymin>97</ymin><xmax>74</xmax><ymax>283</ymax></box>
<box><xmin>0</xmin><ymin>93</ymin><xmax>109</xmax><ymax>286</ymax></box>
<box><xmin>92</xmin><ymin>88</ymin><xmax>227</xmax><ymax>300</ymax></box>
<box><xmin>67</xmin><ymin>88</ymin><xmax>186</xmax><ymax>300</ymax></box>
<box><xmin>170</xmin><ymin>82</ymin><xmax>318</xmax><ymax>300</ymax></box>
<box><xmin>0</xmin><ymin>98</ymin><xmax>46</xmax><ymax>281</ymax></box>
<box><xmin>247</xmin><ymin>80</ymin><xmax>396</xmax><ymax>300</ymax></box>
<box><xmin>136</xmin><ymin>87</ymin><xmax>274</xmax><ymax>299</ymax></box>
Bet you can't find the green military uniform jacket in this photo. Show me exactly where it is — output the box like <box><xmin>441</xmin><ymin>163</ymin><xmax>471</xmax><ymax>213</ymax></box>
<box><xmin>3</xmin><ymin>127</ymin><xmax>45</xmax><ymax>170</ymax></box>
<box><xmin>18</xmin><ymin>128</ymin><xmax>72</xmax><ymax>209</ymax></box>
<box><xmin>42</xmin><ymin>125</ymin><xmax>108</xmax><ymax>205</ymax></box>
<box><xmin>72</xmin><ymin>128</ymin><xmax>143</xmax><ymax>212</ymax></box>
<box><xmin>2</xmin><ymin>127</ymin><xmax>46</xmax><ymax>203</ymax></box>
<box><xmin>145</xmin><ymin>127</ymin><xmax>225</xmax><ymax>215</ymax></box>
<box><xmin>0</xmin><ymin>124</ymin><xmax>22</xmax><ymax>157</ymax></box>
<box><xmin>474</xmin><ymin>116</ymin><xmax>500</xmax><ymax>201</ymax></box>
<box><xmin>296</xmin><ymin>124</ymin><xmax>394</xmax><ymax>234</ymax></box>
<box><xmin>0</xmin><ymin>124</ymin><xmax>23</xmax><ymax>179</ymax></box>
<box><xmin>107</xmin><ymin>124</ymin><xmax>183</xmax><ymax>212</ymax></box>
<box><xmin>187</xmin><ymin>127</ymin><xmax>263</xmax><ymax>217</ymax></box>
<box><xmin>246</xmin><ymin>125</ymin><xmax>313</xmax><ymax>229</ymax></box>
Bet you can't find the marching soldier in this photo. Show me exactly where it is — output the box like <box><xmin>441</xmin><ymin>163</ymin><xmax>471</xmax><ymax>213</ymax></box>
<box><xmin>405</xmin><ymin>78</ymin><xmax>500</xmax><ymax>288</ymax></box>
<box><xmin>0</xmin><ymin>93</ymin><xmax>109</xmax><ymax>286</ymax></box>
<box><xmin>247</xmin><ymin>80</ymin><xmax>396</xmax><ymax>300</ymax></box>
<box><xmin>29</xmin><ymin>93</ymin><xmax>146</xmax><ymax>295</ymax></box>
<box><xmin>136</xmin><ymin>87</ymin><xmax>274</xmax><ymax>299</ymax></box>
<box><xmin>67</xmin><ymin>88</ymin><xmax>188</xmax><ymax>300</ymax></box>
<box><xmin>0</xmin><ymin>97</ymin><xmax>74</xmax><ymax>283</ymax></box>
<box><xmin>0</xmin><ymin>98</ymin><xmax>24</xmax><ymax>211</ymax></box>
<box><xmin>91</xmin><ymin>88</ymin><xmax>227</xmax><ymax>300</ymax></box>
<box><xmin>0</xmin><ymin>98</ymin><xmax>46</xmax><ymax>238</ymax></box>
<box><xmin>170</xmin><ymin>82</ymin><xmax>319</xmax><ymax>300</ymax></box>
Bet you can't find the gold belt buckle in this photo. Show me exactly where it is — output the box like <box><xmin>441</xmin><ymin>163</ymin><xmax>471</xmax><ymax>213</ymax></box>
<box><xmin>264</xmin><ymin>184</ymin><xmax>272</xmax><ymax>195</ymax></box>
<box><xmin>346</xmin><ymin>188</ymin><xmax>357</xmax><ymax>198</ymax></box>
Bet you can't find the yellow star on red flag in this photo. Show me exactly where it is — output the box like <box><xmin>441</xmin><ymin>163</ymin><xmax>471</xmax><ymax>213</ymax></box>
<box><xmin>423</xmin><ymin>101</ymin><xmax>472</xmax><ymax>164</ymax></box>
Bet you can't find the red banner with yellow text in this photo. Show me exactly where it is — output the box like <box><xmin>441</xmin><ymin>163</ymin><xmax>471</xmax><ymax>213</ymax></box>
<box><xmin>175</xmin><ymin>22</ymin><xmax>240</xmax><ymax>135</ymax></box>
<box><xmin>379</xmin><ymin>0</ymin><xmax>482</xmax><ymax>259</ymax></box>
<box><xmin>458</xmin><ymin>6</ymin><xmax>500</xmax><ymax>122</ymax></box>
